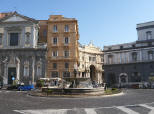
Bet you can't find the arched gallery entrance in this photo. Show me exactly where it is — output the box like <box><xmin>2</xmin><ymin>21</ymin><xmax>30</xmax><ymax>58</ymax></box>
<box><xmin>90</xmin><ymin>65</ymin><xmax>96</xmax><ymax>82</ymax></box>
<box><xmin>119</xmin><ymin>73</ymin><xmax>128</xmax><ymax>83</ymax></box>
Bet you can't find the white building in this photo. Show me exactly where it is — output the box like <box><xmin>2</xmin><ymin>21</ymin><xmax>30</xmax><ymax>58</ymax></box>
<box><xmin>104</xmin><ymin>21</ymin><xmax>154</xmax><ymax>87</ymax></box>
<box><xmin>78</xmin><ymin>42</ymin><xmax>103</xmax><ymax>84</ymax></box>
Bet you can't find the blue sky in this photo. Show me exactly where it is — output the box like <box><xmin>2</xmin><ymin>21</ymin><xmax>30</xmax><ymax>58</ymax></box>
<box><xmin>1</xmin><ymin>0</ymin><xmax>154</xmax><ymax>49</ymax></box>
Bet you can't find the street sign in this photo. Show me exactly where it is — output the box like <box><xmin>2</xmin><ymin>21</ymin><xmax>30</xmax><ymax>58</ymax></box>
<box><xmin>12</xmin><ymin>77</ymin><xmax>15</xmax><ymax>81</ymax></box>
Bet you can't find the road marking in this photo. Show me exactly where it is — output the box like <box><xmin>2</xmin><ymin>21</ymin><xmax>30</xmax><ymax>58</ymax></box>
<box><xmin>14</xmin><ymin>109</ymin><xmax>68</xmax><ymax>114</ymax></box>
<box><xmin>14</xmin><ymin>110</ymin><xmax>25</xmax><ymax>114</ymax></box>
<box><xmin>84</xmin><ymin>108</ymin><xmax>97</xmax><ymax>114</ymax></box>
<box><xmin>14</xmin><ymin>102</ymin><xmax>154</xmax><ymax>114</ymax></box>
<box><xmin>139</xmin><ymin>104</ymin><xmax>154</xmax><ymax>114</ymax></box>
<box><xmin>116</xmin><ymin>106</ymin><xmax>139</xmax><ymax>114</ymax></box>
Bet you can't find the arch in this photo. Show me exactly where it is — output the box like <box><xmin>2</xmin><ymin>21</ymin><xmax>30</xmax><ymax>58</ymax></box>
<box><xmin>119</xmin><ymin>73</ymin><xmax>128</xmax><ymax>83</ymax></box>
<box><xmin>90</xmin><ymin>65</ymin><xmax>96</xmax><ymax>82</ymax></box>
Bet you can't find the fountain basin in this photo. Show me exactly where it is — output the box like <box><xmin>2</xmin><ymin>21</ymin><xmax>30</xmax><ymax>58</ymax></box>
<box><xmin>42</xmin><ymin>87</ymin><xmax>104</xmax><ymax>95</ymax></box>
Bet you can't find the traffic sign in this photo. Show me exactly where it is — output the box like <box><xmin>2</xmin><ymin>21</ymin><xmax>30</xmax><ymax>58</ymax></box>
<box><xmin>12</xmin><ymin>77</ymin><xmax>15</xmax><ymax>81</ymax></box>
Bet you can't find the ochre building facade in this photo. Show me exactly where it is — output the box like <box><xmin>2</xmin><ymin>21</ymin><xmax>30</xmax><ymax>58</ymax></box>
<box><xmin>47</xmin><ymin>15</ymin><xmax>79</xmax><ymax>79</ymax></box>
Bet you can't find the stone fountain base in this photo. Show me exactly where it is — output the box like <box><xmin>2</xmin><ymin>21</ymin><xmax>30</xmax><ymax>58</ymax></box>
<box><xmin>42</xmin><ymin>87</ymin><xmax>104</xmax><ymax>95</ymax></box>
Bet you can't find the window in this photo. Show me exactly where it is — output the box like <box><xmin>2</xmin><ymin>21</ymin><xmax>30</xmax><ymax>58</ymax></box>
<box><xmin>53</xmin><ymin>37</ymin><xmax>57</xmax><ymax>44</ymax></box>
<box><xmin>131</xmin><ymin>72</ymin><xmax>141</xmax><ymax>82</ymax></box>
<box><xmin>53</xmin><ymin>63</ymin><xmax>57</xmax><ymax>69</ymax></box>
<box><xmin>64</xmin><ymin>37</ymin><xmax>69</xmax><ymax>44</ymax></box>
<box><xmin>92</xmin><ymin>57</ymin><xmax>96</xmax><ymax>61</ymax></box>
<box><xmin>132</xmin><ymin>44</ymin><xmax>135</xmax><ymax>48</ymax></box>
<box><xmin>65</xmin><ymin>62</ymin><xmax>69</xmax><ymax>69</ymax></box>
<box><xmin>82</xmin><ymin>56</ymin><xmax>84</xmax><ymax>61</ymax></box>
<box><xmin>148</xmin><ymin>42</ymin><xmax>152</xmax><ymax>46</ymax></box>
<box><xmin>146</xmin><ymin>31</ymin><xmax>152</xmax><ymax>40</ymax></box>
<box><xmin>37</xmin><ymin>65</ymin><xmax>42</xmax><ymax>76</ymax></box>
<box><xmin>89</xmin><ymin>57</ymin><xmax>92</xmax><ymax>61</ymax></box>
<box><xmin>24</xmin><ymin>61</ymin><xmax>29</xmax><ymax>77</ymax></box>
<box><xmin>101</xmin><ymin>57</ymin><xmax>103</xmax><ymax>62</ymax></box>
<box><xmin>82</xmin><ymin>72</ymin><xmax>85</xmax><ymax>78</ymax></box>
<box><xmin>120</xmin><ymin>46</ymin><xmax>123</xmax><ymax>49</ymax></box>
<box><xmin>108</xmin><ymin>55</ymin><xmax>113</xmax><ymax>64</ymax></box>
<box><xmin>64</xmin><ymin>50</ymin><xmax>69</xmax><ymax>58</ymax></box>
<box><xmin>52</xmin><ymin>51</ymin><xmax>58</xmax><ymax>57</ymax></box>
<box><xmin>82</xmin><ymin>64</ymin><xmax>84</xmax><ymax>68</ymax></box>
<box><xmin>64</xmin><ymin>25</ymin><xmax>69</xmax><ymax>32</ymax></box>
<box><xmin>53</xmin><ymin>25</ymin><xmax>57</xmax><ymax>32</ymax></box>
<box><xmin>148</xmin><ymin>51</ymin><xmax>153</xmax><ymax>60</ymax></box>
<box><xmin>51</xmin><ymin>71</ymin><xmax>58</xmax><ymax>77</ymax></box>
<box><xmin>24</xmin><ymin>66</ymin><xmax>29</xmax><ymax>76</ymax></box>
<box><xmin>108</xmin><ymin>47</ymin><xmax>112</xmax><ymax>50</ymax></box>
<box><xmin>0</xmin><ymin>33</ymin><xmax>2</xmax><ymax>45</ymax></box>
<box><xmin>25</xmin><ymin>32</ymin><xmax>30</xmax><ymax>45</ymax></box>
<box><xmin>43</xmin><ymin>29</ymin><xmax>47</xmax><ymax>37</ymax></box>
<box><xmin>10</xmin><ymin>33</ymin><xmax>19</xmax><ymax>46</ymax></box>
<box><xmin>132</xmin><ymin>52</ymin><xmax>137</xmax><ymax>61</ymax></box>
<box><xmin>63</xmin><ymin>71</ymin><xmax>70</xmax><ymax>78</ymax></box>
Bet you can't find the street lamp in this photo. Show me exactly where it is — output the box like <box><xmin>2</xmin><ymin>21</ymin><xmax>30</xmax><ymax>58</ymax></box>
<box><xmin>74</xmin><ymin>63</ymin><xmax>78</xmax><ymax>78</ymax></box>
<box><xmin>73</xmin><ymin>63</ymin><xmax>78</xmax><ymax>88</ymax></box>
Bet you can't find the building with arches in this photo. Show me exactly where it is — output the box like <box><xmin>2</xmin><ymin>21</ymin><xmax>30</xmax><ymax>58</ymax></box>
<box><xmin>78</xmin><ymin>42</ymin><xmax>104</xmax><ymax>84</ymax></box>
<box><xmin>104</xmin><ymin>21</ymin><xmax>154</xmax><ymax>87</ymax></box>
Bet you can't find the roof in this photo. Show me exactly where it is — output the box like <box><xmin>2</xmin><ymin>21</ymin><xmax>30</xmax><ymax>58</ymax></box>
<box><xmin>0</xmin><ymin>11</ymin><xmax>38</xmax><ymax>23</ymax></box>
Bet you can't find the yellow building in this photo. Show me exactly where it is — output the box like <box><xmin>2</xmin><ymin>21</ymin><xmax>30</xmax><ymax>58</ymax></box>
<box><xmin>47</xmin><ymin>15</ymin><xmax>79</xmax><ymax>80</ymax></box>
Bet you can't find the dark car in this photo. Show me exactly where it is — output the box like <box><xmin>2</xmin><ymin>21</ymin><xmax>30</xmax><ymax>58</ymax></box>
<box><xmin>7</xmin><ymin>84</ymin><xmax>20</xmax><ymax>90</ymax></box>
<box><xmin>0</xmin><ymin>82</ymin><xmax>3</xmax><ymax>89</ymax></box>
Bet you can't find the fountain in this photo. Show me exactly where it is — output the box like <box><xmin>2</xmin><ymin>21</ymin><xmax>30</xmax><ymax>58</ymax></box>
<box><xmin>41</xmin><ymin>77</ymin><xmax>104</xmax><ymax>95</ymax></box>
<box><xmin>41</xmin><ymin>64</ymin><xmax>104</xmax><ymax>95</ymax></box>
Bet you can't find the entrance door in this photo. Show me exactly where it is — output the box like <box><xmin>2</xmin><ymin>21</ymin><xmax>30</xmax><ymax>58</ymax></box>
<box><xmin>8</xmin><ymin>67</ymin><xmax>16</xmax><ymax>85</ymax></box>
<box><xmin>90</xmin><ymin>65</ymin><xmax>96</xmax><ymax>82</ymax></box>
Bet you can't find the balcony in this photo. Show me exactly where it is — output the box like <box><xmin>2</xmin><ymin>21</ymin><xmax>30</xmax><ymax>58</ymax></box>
<box><xmin>36</xmin><ymin>43</ymin><xmax>47</xmax><ymax>49</ymax></box>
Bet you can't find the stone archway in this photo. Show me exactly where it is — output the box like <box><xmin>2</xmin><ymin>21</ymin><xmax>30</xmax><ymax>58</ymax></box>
<box><xmin>119</xmin><ymin>73</ymin><xmax>128</xmax><ymax>83</ymax></box>
<box><xmin>90</xmin><ymin>65</ymin><xmax>96</xmax><ymax>82</ymax></box>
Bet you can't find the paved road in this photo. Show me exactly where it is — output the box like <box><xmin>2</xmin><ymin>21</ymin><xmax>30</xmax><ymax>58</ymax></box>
<box><xmin>0</xmin><ymin>89</ymin><xmax>154</xmax><ymax>114</ymax></box>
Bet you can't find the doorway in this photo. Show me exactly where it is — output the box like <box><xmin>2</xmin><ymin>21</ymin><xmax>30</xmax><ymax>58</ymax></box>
<box><xmin>8</xmin><ymin>67</ymin><xmax>16</xmax><ymax>85</ymax></box>
<box><xmin>90</xmin><ymin>65</ymin><xmax>96</xmax><ymax>82</ymax></box>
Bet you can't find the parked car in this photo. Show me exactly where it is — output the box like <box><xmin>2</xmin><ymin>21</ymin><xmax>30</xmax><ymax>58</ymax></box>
<box><xmin>0</xmin><ymin>82</ymin><xmax>2</xmax><ymax>89</ymax></box>
<box><xmin>18</xmin><ymin>85</ymin><xmax>34</xmax><ymax>91</ymax></box>
<box><xmin>7</xmin><ymin>84</ymin><xmax>20</xmax><ymax>90</ymax></box>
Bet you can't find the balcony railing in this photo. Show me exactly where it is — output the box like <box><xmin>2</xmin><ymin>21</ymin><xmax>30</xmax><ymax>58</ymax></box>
<box><xmin>104</xmin><ymin>59</ymin><xmax>154</xmax><ymax>65</ymax></box>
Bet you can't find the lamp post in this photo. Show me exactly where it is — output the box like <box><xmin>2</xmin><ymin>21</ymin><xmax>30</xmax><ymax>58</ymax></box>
<box><xmin>84</xmin><ymin>67</ymin><xmax>87</xmax><ymax>78</ymax></box>
<box><xmin>73</xmin><ymin>63</ymin><xmax>78</xmax><ymax>88</ymax></box>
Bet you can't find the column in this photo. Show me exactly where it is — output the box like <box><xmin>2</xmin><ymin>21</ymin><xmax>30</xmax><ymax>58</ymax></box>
<box><xmin>140</xmin><ymin>50</ymin><xmax>142</xmax><ymax>61</ymax></box>
<box><xmin>16</xmin><ymin>57</ymin><xmax>20</xmax><ymax>83</ymax></box>
<box><xmin>32</xmin><ymin>56</ymin><xmax>35</xmax><ymax>84</ymax></box>
<box><xmin>3</xmin><ymin>63</ymin><xmax>7</xmax><ymax>85</ymax></box>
